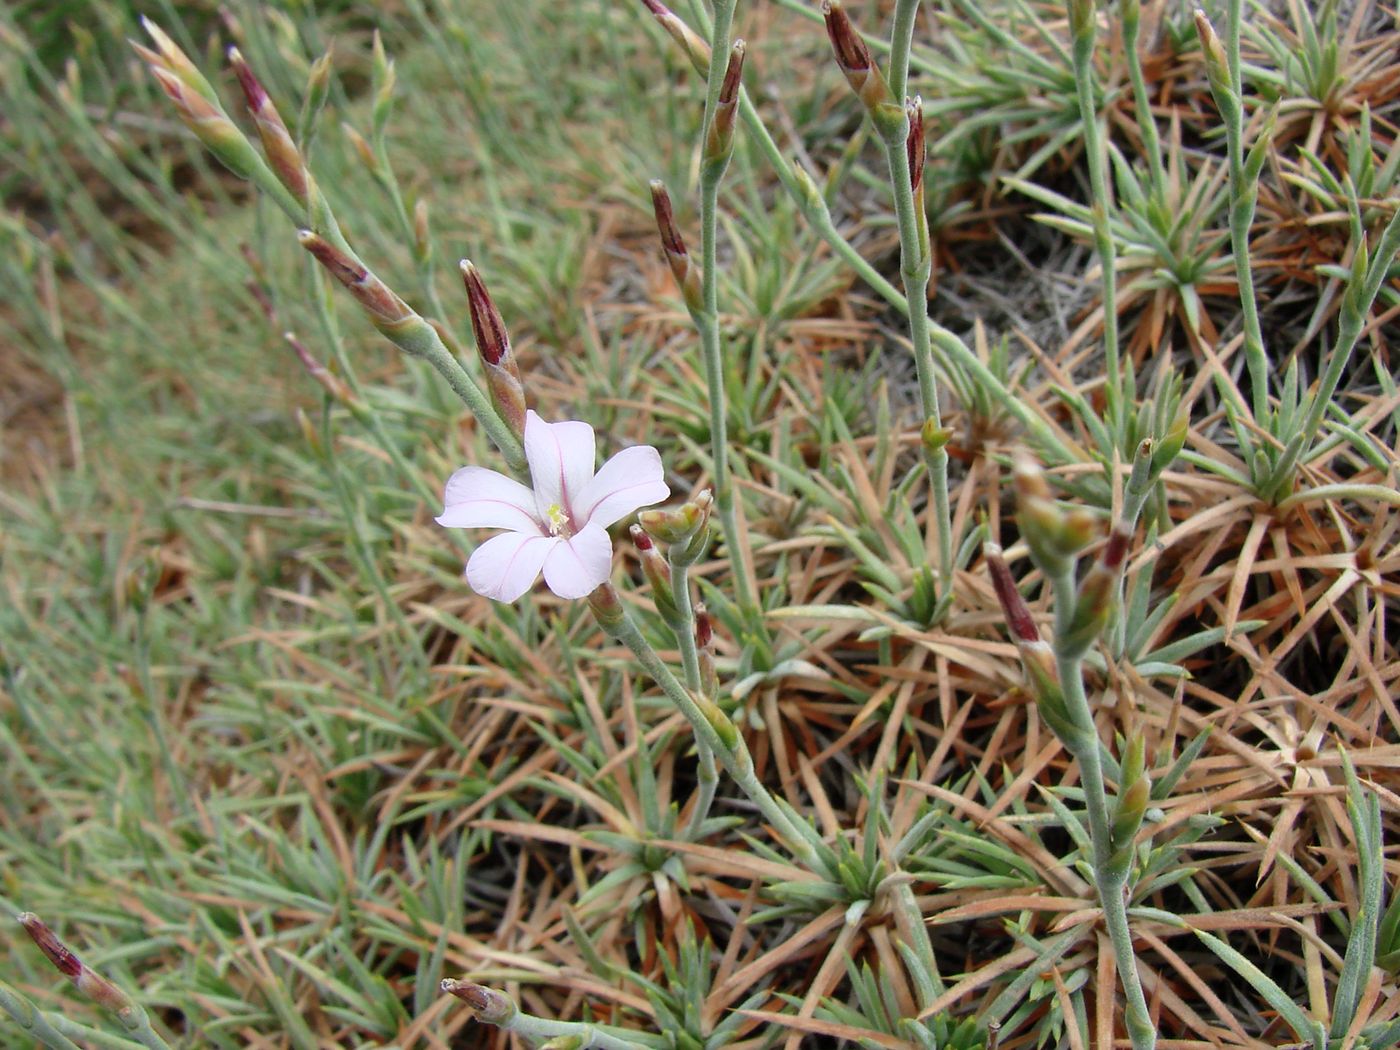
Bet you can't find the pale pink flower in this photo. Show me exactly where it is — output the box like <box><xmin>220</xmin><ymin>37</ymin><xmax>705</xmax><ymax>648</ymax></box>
<box><xmin>437</xmin><ymin>411</ymin><xmax>670</xmax><ymax>601</ymax></box>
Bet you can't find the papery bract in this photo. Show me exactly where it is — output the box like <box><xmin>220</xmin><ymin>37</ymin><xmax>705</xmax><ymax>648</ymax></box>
<box><xmin>437</xmin><ymin>411</ymin><xmax>669</xmax><ymax>601</ymax></box>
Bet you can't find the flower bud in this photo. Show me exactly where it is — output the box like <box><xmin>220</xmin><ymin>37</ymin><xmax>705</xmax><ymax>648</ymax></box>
<box><xmin>639</xmin><ymin>488</ymin><xmax>712</xmax><ymax>545</ymax></box>
<box><xmin>1193</xmin><ymin>10</ymin><xmax>1232</xmax><ymax>105</ymax></box>
<box><xmin>696</xmin><ymin>602</ymin><xmax>718</xmax><ymax>699</ymax></box>
<box><xmin>1068</xmin><ymin>0</ymin><xmax>1095</xmax><ymax>41</ymax></box>
<box><xmin>587</xmin><ymin>583</ymin><xmax>626</xmax><ymax>633</ymax></box>
<box><xmin>138</xmin><ymin>18</ymin><xmax>219</xmax><ymax>102</ymax></box>
<box><xmin>907</xmin><ymin>96</ymin><xmax>931</xmax><ymax>261</ymax></box>
<box><xmin>19</xmin><ymin>913</ymin><xmax>136</xmax><ymax>1018</ymax></box>
<box><xmin>905</xmin><ymin>96</ymin><xmax>925</xmax><ymax>196</ymax></box>
<box><xmin>638</xmin><ymin>0</ymin><xmax>711</xmax><ymax>76</ymax></box>
<box><xmin>298</xmin><ymin>48</ymin><xmax>334</xmax><ymax>147</ymax></box>
<box><xmin>985</xmin><ymin>544</ymin><xmax>1084</xmax><ymax>744</ymax></box>
<box><xmin>649</xmin><ymin>181</ymin><xmax>703</xmax><ymax>314</ymax></box>
<box><xmin>342</xmin><ymin>122</ymin><xmax>380</xmax><ymax>175</ymax></box>
<box><xmin>370</xmin><ymin>31</ymin><xmax>396</xmax><ymax>139</ymax></box>
<box><xmin>632</xmin><ymin>524</ymin><xmax>680</xmax><ymax>624</ymax></box>
<box><xmin>1014</xmin><ymin>453</ymin><xmax>1097</xmax><ymax>569</ymax></box>
<box><xmin>822</xmin><ymin>1</ymin><xmax>895</xmax><ymax>120</ymax></box>
<box><xmin>413</xmin><ymin>199</ymin><xmax>432</xmax><ymax>263</ymax></box>
<box><xmin>299</xmin><ymin>231</ymin><xmax>412</xmax><ymax>325</ymax></box>
<box><xmin>229</xmin><ymin>47</ymin><xmax>308</xmax><ymax>206</ymax></box>
<box><xmin>460</xmin><ymin>261</ymin><xmax>527</xmax><ymax>439</ymax></box>
<box><xmin>146</xmin><ymin>65</ymin><xmax>261</xmax><ymax>181</ymax></box>
<box><xmin>704</xmin><ymin>40</ymin><xmax>745</xmax><ymax>169</ymax></box>
<box><xmin>440</xmin><ymin>980</ymin><xmax>516</xmax><ymax>1025</ymax></box>
<box><xmin>1111</xmin><ymin>775</ymin><xmax>1151</xmax><ymax>851</ymax></box>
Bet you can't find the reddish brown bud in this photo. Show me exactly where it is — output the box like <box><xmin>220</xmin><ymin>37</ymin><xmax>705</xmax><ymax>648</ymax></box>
<box><xmin>20</xmin><ymin>913</ymin><xmax>82</xmax><ymax>977</ymax></box>
<box><xmin>704</xmin><ymin>40</ymin><xmax>745</xmax><ymax>166</ymax></box>
<box><xmin>649</xmin><ymin>181</ymin><xmax>703</xmax><ymax>312</ymax></box>
<box><xmin>650</xmin><ymin>180</ymin><xmax>687</xmax><ymax>257</ymax></box>
<box><xmin>905</xmin><ymin>96</ymin><xmax>925</xmax><ymax>194</ymax></box>
<box><xmin>228</xmin><ymin>47</ymin><xmax>268</xmax><ymax>111</ymax></box>
<box><xmin>441</xmin><ymin>980</ymin><xmax>516</xmax><ymax>1025</ymax></box>
<box><xmin>460</xmin><ymin>261</ymin><xmax>527</xmax><ymax>439</ymax></box>
<box><xmin>229</xmin><ymin>47</ymin><xmax>308</xmax><ymax>204</ymax></box>
<box><xmin>719</xmin><ymin>39</ymin><xmax>745</xmax><ymax>106</ymax></box>
<box><xmin>695</xmin><ymin>603</ymin><xmax>713</xmax><ymax>649</ymax></box>
<box><xmin>1102</xmin><ymin>527</ymin><xmax>1130</xmax><ymax>572</ymax></box>
<box><xmin>822</xmin><ymin>1</ymin><xmax>894</xmax><ymax>115</ymax></box>
<box><xmin>985</xmin><ymin>543</ymin><xmax>1040</xmax><ymax>645</ymax></box>
<box><xmin>823</xmin><ymin>0</ymin><xmax>871</xmax><ymax>73</ymax></box>
<box><xmin>460</xmin><ymin>261</ymin><xmax>513</xmax><ymax>368</ymax></box>
<box><xmin>286</xmin><ymin>333</ymin><xmax>353</xmax><ymax>404</ymax></box>
<box><xmin>299</xmin><ymin>232</ymin><xmax>412</xmax><ymax>323</ymax></box>
<box><xmin>19</xmin><ymin>913</ymin><xmax>135</xmax><ymax>1016</ymax></box>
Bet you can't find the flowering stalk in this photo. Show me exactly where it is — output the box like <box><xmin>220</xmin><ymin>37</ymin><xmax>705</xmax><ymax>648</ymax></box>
<box><xmin>823</xmin><ymin>0</ymin><xmax>953</xmax><ymax>604</ymax></box>
<box><xmin>691</xmin><ymin>2</ymin><xmax>763</xmax><ymax>624</ymax></box>
<box><xmin>136</xmin><ymin>29</ymin><xmax>525</xmax><ymax>474</ymax></box>
<box><xmin>639</xmin><ymin>490</ymin><xmax>719</xmax><ymax>834</ymax></box>
<box><xmin>297</xmin><ymin>232</ymin><xmax>526</xmax><ymax>472</ymax></box>
<box><xmin>635</xmin><ymin>0</ymin><xmax>1076</xmax><ymax>471</ymax></box>
<box><xmin>17</xmin><ymin>914</ymin><xmax>172</xmax><ymax>1050</ymax></box>
<box><xmin>133</xmin><ymin>23</ymin><xmax>304</xmax><ymax>222</ymax></box>
<box><xmin>587</xmin><ymin>584</ymin><xmax>826</xmax><ymax>872</ymax></box>
<box><xmin>442</xmin><ymin>980</ymin><xmax>653</xmax><ymax>1049</ymax></box>
<box><xmin>1193</xmin><ymin>6</ymin><xmax>1270</xmax><ymax>425</ymax></box>
<box><xmin>990</xmin><ymin>454</ymin><xmax>1167</xmax><ymax>1050</ymax></box>
<box><xmin>1067</xmin><ymin>0</ymin><xmax>1125</xmax><ymax>447</ymax></box>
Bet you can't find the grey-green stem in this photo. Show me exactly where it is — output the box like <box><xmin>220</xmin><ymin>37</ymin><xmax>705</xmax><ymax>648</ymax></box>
<box><xmin>667</xmin><ymin>556</ymin><xmax>720</xmax><ymax>836</ymax></box>
<box><xmin>1069</xmin><ymin>0</ymin><xmax>1124</xmax><ymax>447</ymax></box>
<box><xmin>695</xmin><ymin>0</ymin><xmax>761</xmax><ymax>617</ymax></box>
<box><xmin>1049</xmin><ymin>565</ymin><xmax>1156</xmax><ymax>1050</ymax></box>
<box><xmin>600</xmin><ymin>588</ymin><xmax>825</xmax><ymax>872</ymax></box>
<box><xmin>877</xmin><ymin>106</ymin><xmax>954</xmax><ymax>597</ymax></box>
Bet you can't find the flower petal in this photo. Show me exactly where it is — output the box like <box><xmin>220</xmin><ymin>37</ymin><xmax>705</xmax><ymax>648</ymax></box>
<box><xmin>574</xmin><ymin>445</ymin><xmax>670</xmax><ymax>528</ymax></box>
<box><xmin>523</xmin><ymin>410</ymin><xmax>596</xmax><ymax>520</ymax></box>
<box><xmin>465</xmin><ymin>532</ymin><xmax>556</xmax><ymax>602</ymax></box>
<box><xmin>436</xmin><ymin>466</ymin><xmax>544</xmax><ymax>533</ymax></box>
<box><xmin>541</xmin><ymin>522</ymin><xmax>612</xmax><ymax>599</ymax></box>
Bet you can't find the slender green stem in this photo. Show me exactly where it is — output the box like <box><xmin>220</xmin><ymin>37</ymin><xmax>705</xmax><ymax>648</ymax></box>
<box><xmin>877</xmin><ymin>104</ymin><xmax>953</xmax><ymax>597</ymax></box>
<box><xmin>0</xmin><ymin>982</ymin><xmax>84</xmax><ymax>1050</ymax></box>
<box><xmin>694</xmin><ymin>1</ymin><xmax>761</xmax><ymax>619</ymax></box>
<box><xmin>457</xmin><ymin>987</ymin><xmax>654</xmax><ymax>1050</ymax></box>
<box><xmin>1049</xmin><ymin>566</ymin><xmax>1155</xmax><ymax>1050</ymax></box>
<box><xmin>602</xmin><ymin>589</ymin><xmax>825</xmax><ymax>871</ymax></box>
<box><xmin>1120</xmin><ymin>0</ymin><xmax>1164</xmax><ymax>203</ymax></box>
<box><xmin>671</xmin><ymin>566</ymin><xmax>702</xmax><ymax>692</ymax></box>
<box><xmin>667</xmin><ymin>555</ymin><xmax>720</xmax><ymax>836</ymax></box>
<box><xmin>1218</xmin><ymin>0</ymin><xmax>1271</xmax><ymax>424</ymax></box>
<box><xmin>1068</xmin><ymin>0</ymin><xmax>1123</xmax><ymax>447</ymax></box>
<box><xmin>886</xmin><ymin>0</ymin><xmax>920</xmax><ymax>101</ymax></box>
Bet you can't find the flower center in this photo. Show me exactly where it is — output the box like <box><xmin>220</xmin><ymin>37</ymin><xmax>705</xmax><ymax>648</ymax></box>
<box><xmin>545</xmin><ymin>502</ymin><xmax>570</xmax><ymax>536</ymax></box>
